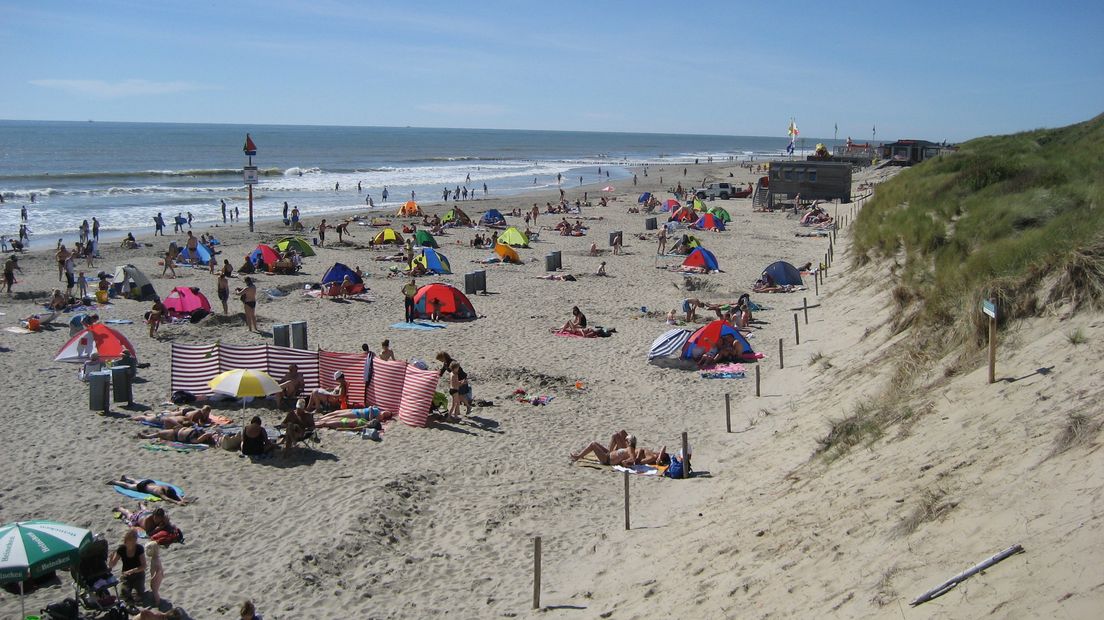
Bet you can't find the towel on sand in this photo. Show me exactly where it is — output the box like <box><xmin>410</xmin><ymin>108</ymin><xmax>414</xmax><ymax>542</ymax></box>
<box><xmin>112</xmin><ymin>480</ymin><xmax>185</xmax><ymax>502</ymax></box>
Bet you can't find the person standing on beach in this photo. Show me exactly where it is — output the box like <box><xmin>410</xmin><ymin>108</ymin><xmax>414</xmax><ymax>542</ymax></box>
<box><xmin>18</xmin><ymin>224</ymin><xmax>29</xmax><ymax>247</ymax></box>
<box><xmin>185</xmin><ymin>231</ymin><xmax>199</xmax><ymax>265</ymax></box>
<box><xmin>282</xmin><ymin>201</ymin><xmax>288</xmax><ymax>222</ymax></box>
<box><xmin>411</xmin><ymin>190</ymin><xmax>416</xmax><ymax>201</ymax></box>
<box><xmin>217</xmin><ymin>272</ymin><xmax>230</xmax><ymax>314</ymax></box>
<box><xmin>154</xmin><ymin>213</ymin><xmax>165</xmax><ymax>236</ymax></box>
<box><xmin>633</xmin><ymin>174</ymin><xmax>638</xmax><ymax>186</ymax></box>
<box><xmin>3</xmin><ymin>255</ymin><xmax>21</xmax><ymax>296</ymax></box>
<box><xmin>222</xmin><ymin>199</ymin><xmax>228</xmax><ymax>223</ymax></box>
<box><xmin>236</xmin><ymin>277</ymin><xmax>258</xmax><ymax>331</ymax></box>
<box><xmin>186</xmin><ymin>212</ymin><xmax>193</xmax><ymax>228</ymax></box>
<box><xmin>235</xmin><ymin>206</ymin><xmax>240</xmax><ymax>222</ymax></box>
<box><xmin>657</xmin><ymin>226</ymin><xmax>667</xmax><ymax>255</ymax></box>
<box><xmin>357</xmin><ymin>181</ymin><xmax>362</xmax><ymax>193</ymax></box>
<box><xmin>483</xmin><ymin>182</ymin><xmax>487</xmax><ymax>196</ymax></box>
<box><xmin>20</xmin><ymin>205</ymin><xmax>27</xmax><ymax>221</ymax></box>
<box><xmin>382</xmin><ymin>187</ymin><xmax>389</xmax><ymax>201</ymax></box>
<box><xmin>335</xmin><ymin>182</ymin><xmax>340</xmax><ymax>191</ymax></box>
<box><xmin>162</xmin><ymin>249</ymin><xmax>176</xmax><ymax>278</ymax></box>
<box><xmin>402</xmin><ymin>278</ymin><xmax>418</xmax><ymax>322</ymax></box>
<box><xmin>318</xmin><ymin>219</ymin><xmax>328</xmax><ymax>247</ymax></box>
<box><xmin>92</xmin><ymin>217</ymin><xmax>100</xmax><ymax>243</ymax></box>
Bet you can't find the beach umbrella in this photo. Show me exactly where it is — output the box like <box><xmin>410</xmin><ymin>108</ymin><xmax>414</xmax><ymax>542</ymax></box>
<box><xmin>0</xmin><ymin>520</ymin><xmax>92</xmax><ymax>619</ymax></box>
<box><xmin>601</xmin><ymin>185</ymin><xmax>614</xmax><ymax>192</ymax></box>
<box><xmin>648</xmin><ymin>328</ymin><xmax>692</xmax><ymax>361</ymax></box>
<box><xmin>208</xmin><ymin>369</ymin><xmax>281</xmax><ymax>399</ymax></box>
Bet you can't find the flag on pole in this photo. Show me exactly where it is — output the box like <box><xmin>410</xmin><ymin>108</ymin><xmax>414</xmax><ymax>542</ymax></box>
<box><xmin>786</xmin><ymin>118</ymin><xmax>799</xmax><ymax>154</ymax></box>
<box><xmin>243</xmin><ymin>134</ymin><xmax>257</xmax><ymax>156</ymax></box>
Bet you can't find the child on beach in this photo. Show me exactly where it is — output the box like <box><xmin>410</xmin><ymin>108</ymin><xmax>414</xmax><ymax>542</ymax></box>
<box><xmin>146</xmin><ymin>542</ymin><xmax>164</xmax><ymax>606</ymax></box>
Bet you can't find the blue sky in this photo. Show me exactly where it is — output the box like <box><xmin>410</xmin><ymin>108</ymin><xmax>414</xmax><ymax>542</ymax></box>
<box><xmin>2</xmin><ymin>0</ymin><xmax>1102</xmax><ymax>141</ymax></box>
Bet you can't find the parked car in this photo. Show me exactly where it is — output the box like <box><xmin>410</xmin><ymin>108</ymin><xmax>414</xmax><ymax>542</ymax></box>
<box><xmin>698</xmin><ymin>182</ymin><xmax>753</xmax><ymax>200</ymax></box>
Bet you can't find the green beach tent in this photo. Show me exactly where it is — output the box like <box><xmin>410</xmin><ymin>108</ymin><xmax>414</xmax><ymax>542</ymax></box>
<box><xmin>497</xmin><ymin>226</ymin><xmax>529</xmax><ymax>248</ymax></box>
<box><xmin>414</xmin><ymin>229</ymin><xmax>438</xmax><ymax>248</ymax></box>
<box><xmin>275</xmin><ymin>236</ymin><xmax>316</xmax><ymax>257</ymax></box>
<box><xmin>708</xmin><ymin>206</ymin><xmax>732</xmax><ymax>222</ymax></box>
<box><xmin>692</xmin><ymin>197</ymin><xmax>707</xmax><ymax>211</ymax></box>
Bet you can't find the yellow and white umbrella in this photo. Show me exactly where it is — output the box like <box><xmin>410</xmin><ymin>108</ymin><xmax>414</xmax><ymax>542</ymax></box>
<box><xmin>208</xmin><ymin>369</ymin><xmax>281</xmax><ymax>398</ymax></box>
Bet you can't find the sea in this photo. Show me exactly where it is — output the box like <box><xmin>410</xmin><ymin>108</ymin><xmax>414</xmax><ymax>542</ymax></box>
<box><xmin>0</xmin><ymin>120</ymin><xmax>813</xmax><ymax>241</ymax></box>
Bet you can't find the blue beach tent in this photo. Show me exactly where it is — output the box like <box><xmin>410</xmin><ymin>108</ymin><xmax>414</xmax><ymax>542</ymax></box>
<box><xmin>321</xmin><ymin>262</ymin><xmax>362</xmax><ymax>287</ymax></box>
<box><xmin>682</xmin><ymin>247</ymin><xmax>719</xmax><ymax>271</ymax></box>
<box><xmin>638</xmin><ymin>192</ymin><xmax>652</xmax><ymax>203</ymax></box>
<box><xmin>762</xmin><ymin>261</ymin><xmax>803</xmax><ymax>286</ymax></box>
<box><xmin>177</xmin><ymin>243</ymin><xmax>214</xmax><ymax>265</ymax></box>
<box><xmin>411</xmin><ymin>248</ymin><xmax>452</xmax><ymax>274</ymax></box>
<box><xmin>480</xmin><ymin>209</ymin><xmax>507</xmax><ymax>226</ymax></box>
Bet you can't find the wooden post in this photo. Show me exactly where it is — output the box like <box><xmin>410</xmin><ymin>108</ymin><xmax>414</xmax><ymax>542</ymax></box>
<box><xmin>778</xmin><ymin>338</ymin><xmax>784</xmax><ymax>369</ymax></box>
<box><xmin>755</xmin><ymin>365</ymin><xmax>761</xmax><ymax>397</ymax></box>
<box><xmin>814</xmin><ymin>272</ymin><xmax>819</xmax><ymax>295</ymax></box>
<box><xmin>988</xmin><ymin>316</ymin><xmax>997</xmax><ymax>384</ymax></box>
<box><xmin>681</xmin><ymin>432</ymin><xmax>689</xmax><ymax>479</ymax></box>
<box><xmin>803</xmin><ymin>297</ymin><xmax>809</xmax><ymax>324</ymax></box>
<box><xmin>623</xmin><ymin>471</ymin><xmax>631</xmax><ymax>530</ymax></box>
<box><xmin>824</xmin><ymin>253</ymin><xmax>829</xmax><ymax>273</ymax></box>
<box><xmin>533</xmin><ymin>536</ymin><xmax>542</xmax><ymax>609</ymax></box>
<box><xmin>793</xmin><ymin>313</ymin><xmax>800</xmax><ymax>345</ymax></box>
<box><xmin>725</xmin><ymin>393</ymin><xmax>731</xmax><ymax>432</ymax></box>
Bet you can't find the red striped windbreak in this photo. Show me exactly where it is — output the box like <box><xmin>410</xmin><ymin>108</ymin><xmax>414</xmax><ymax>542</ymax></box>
<box><xmin>319</xmin><ymin>351</ymin><xmax>368</xmax><ymax>407</ymax></box>
<box><xmin>171</xmin><ymin>344</ymin><xmax>321</xmax><ymax>398</ymax></box>
<box><xmin>365</xmin><ymin>358</ymin><xmax>438</xmax><ymax>427</ymax></box>
<box><xmin>170</xmin><ymin>344</ymin><xmax>219</xmax><ymax>396</ymax></box>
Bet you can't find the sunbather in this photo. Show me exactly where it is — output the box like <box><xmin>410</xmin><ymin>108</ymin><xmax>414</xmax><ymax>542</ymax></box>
<box><xmin>275</xmin><ymin>364</ymin><xmax>305</xmax><ymax>408</ymax></box>
<box><xmin>107</xmin><ymin>476</ymin><xmax>191</xmax><ymax>505</ymax></box>
<box><xmin>313</xmin><ymin>406</ymin><xmax>395</xmax><ymax>429</ymax></box>
<box><xmin>306</xmin><ymin>371</ymin><xmax>348</xmax><ymax>412</ymax></box>
<box><xmin>240</xmin><ymin>415</ymin><xmax>275</xmax><ymax>456</ymax></box>
<box><xmin>114</xmin><ymin>505</ymin><xmax>172</xmax><ymax>537</ymax></box>
<box><xmin>570</xmin><ymin>430</ymin><xmax>639</xmax><ymax>466</ymax></box>
<box><xmin>131</xmin><ymin>405</ymin><xmax>212</xmax><ymax>428</ymax></box>
<box><xmin>280</xmin><ymin>400</ymin><xmax>315</xmax><ymax>453</ymax></box>
<box><xmin>136</xmin><ymin>424</ymin><xmax>218</xmax><ymax>446</ymax></box>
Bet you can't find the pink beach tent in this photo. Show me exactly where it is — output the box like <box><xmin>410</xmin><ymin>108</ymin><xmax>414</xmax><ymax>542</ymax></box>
<box><xmin>55</xmin><ymin>323</ymin><xmax>137</xmax><ymax>363</ymax></box>
<box><xmin>162</xmin><ymin>286</ymin><xmax>212</xmax><ymax>319</ymax></box>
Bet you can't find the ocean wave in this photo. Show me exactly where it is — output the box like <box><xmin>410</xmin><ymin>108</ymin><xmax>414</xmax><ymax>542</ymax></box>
<box><xmin>0</xmin><ymin>167</ymin><xmax>283</xmax><ymax>181</ymax></box>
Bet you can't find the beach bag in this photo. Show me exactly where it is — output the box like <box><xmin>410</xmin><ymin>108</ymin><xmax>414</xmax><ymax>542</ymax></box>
<box><xmin>43</xmin><ymin>597</ymin><xmax>80</xmax><ymax>620</ymax></box>
<box><xmin>665</xmin><ymin>456</ymin><xmax>691</xmax><ymax>479</ymax></box>
<box><xmin>189</xmin><ymin>309</ymin><xmax>210</xmax><ymax>323</ymax></box>
<box><xmin>151</xmin><ymin>525</ymin><xmax>185</xmax><ymax>547</ymax></box>
<box><xmin>171</xmin><ymin>390</ymin><xmax>196</xmax><ymax>405</ymax></box>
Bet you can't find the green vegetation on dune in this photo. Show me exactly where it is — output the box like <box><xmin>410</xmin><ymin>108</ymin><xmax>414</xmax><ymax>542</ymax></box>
<box><xmin>854</xmin><ymin>114</ymin><xmax>1104</xmax><ymax>345</ymax></box>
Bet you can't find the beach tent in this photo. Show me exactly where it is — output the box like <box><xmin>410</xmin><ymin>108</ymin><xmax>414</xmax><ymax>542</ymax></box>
<box><xmin>248</xmin><ymin>244</ymin><xmax>280</xmax><ymax>267</ymax></box>
<box><xmin>275</xmin><ymin>236</ymin><xmax>315</xmax><ymax>257</ymax></box>
<box><xmin>692</xmin><ymin>197</ymin><xmax>707</xmax><ymax>211</ymax></box>
<box><xmin>110</xmin><ymin>265</ymin><xmax>157</xmax><ymax>301</ymax></box>
<box><xmin>413</xmin><ymin>229</ymin><xmax>438</xmax><ymax>248</ymax></box>
<box><xmin>177</xmin><ymin>243</ymin><xmax>213</xmax><ymax>265</ymax></box>
<box><xmin>671</xmin><ymin>206</ymin><xmax>696</xmax><ymax>223</ymax></box>
<box><xmin>55</xmin><ymin>323</ymin><xmax>137</xmax><ymax>363</ymax></box>
<box><xmin>682</xmin><ymin>247</ymin><xmax>719</xmax><ymax>271</ymax></box>
<box><xmin>691</xmin><ymin>213</ymin><xmax>726</xmax><ymax>231</ymax></box>
<box><xmin>442</xmin><ymin>207</ymin><xmax>472</xmax><ymax>226</ymax></box>
<box><xmin>494</xmin><ymin>243</ymin><xmax>520</xmax><ymax>263</ymax></box>
<box><xmin>412</xmin><ymin>283</ymin><xmax>477</xmax><ymax>320</ymax></box>
<box><xmin>664</xmin><ymin>199</ymin><xmax>681</xmax><ymax>212</ymax></box>
<box><xmin>480</xmin><ymin>209</ymin><xmax>507</xmax><ymax>226</ymax></box>
<box><xmin>162</xmin><ymin>286</ymin><xmax>212</xmax><ymax>320</ymax></box>
<box><xmin>648</xmin><ymin>328</ymin><xmax>693</xmax><ymax>366</ymax></box>
<box><xmin>762</xmin><ymin>260</ymin><xmax>803</xmax><ymax>286</ymax></box>
<box><xmin>397</xmin><ymin>201</ymin><xmax>422</xmax><ymax>217</ymax></box>
<box><xmin>320</xmin><ymin>262</ymin><xmax>364</xmax><ymax>293</ymax></box>
<box><xmin>682</xmin><ymin>320</ymin><xmax>753</xmax><ymax>360</ymax></box>
<box><xmin>708</xmin><ymin>206</ymin><xmax>732</xmax><ymax>222</ymax></box>
<box><xmin>638</xmin><ymin>192</ymin><xmax>651</xmax><ymax>203</ymax></box>
<box><xmin>497</xmin><ymin>226</ymin><xmax>529</xmax><ymax>248</ymax></box>
<box><xmin>686</xmin><ymin>235</ymin><xmax>701</xmax><ymax>249</ymax></box>
<box><xmin>411</xmin><ymin>249</ymin><xmax>452</xmax><ymax>274</ymax></box>
<box><xmin>372</xmin><ymin>228</ymin><xmax>404</xmax><ymax>245</ymax></box>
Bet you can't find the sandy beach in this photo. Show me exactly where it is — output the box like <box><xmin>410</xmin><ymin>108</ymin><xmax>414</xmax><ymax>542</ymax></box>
<box><xmin>2</xmin><ymin>158</ymin><xmax>1101</xmax><ymax>620</ymax></box>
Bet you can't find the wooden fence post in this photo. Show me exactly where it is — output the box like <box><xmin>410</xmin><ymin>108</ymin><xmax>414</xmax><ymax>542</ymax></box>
<box><xmin>681</xmin><ymin>432</ymin><xmax>689</xmax><ymax>479</ymax></box>
<box><xmin>755</xmin><ymin>365</ymin><xmax>761</xmax><ymax>397</ymax></box>
<box><xmin>533</xmin><ymin>537</ymin><xmax>542</xmax><ymax>609</ymax></box>
<box><xmin>623</xmin><ymin>471</ymin><xmax>631</xmax><ymax>530</ymax></box>
<box><xmin>803</xmin><ymin>297</ymin><xmax>809</xmax><ymax>324</ymax></box>
<box><xmin>725</xmin><ymin>393</ymin><xmax>731</xmax><ymax>432</ymax></box>
<box><xmin>793</xmin><ymin>313</ymin><xmax>800</xmax><ymax>345</ymax></box>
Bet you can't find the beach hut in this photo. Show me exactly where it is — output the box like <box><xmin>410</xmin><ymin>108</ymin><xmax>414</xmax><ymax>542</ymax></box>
<box><xmin>411</xmin><ymin>249</ymin><xmax>452</xmax><ymax>274</ymax></box>
<box><xmin>110</xmin><ymin>265</ymin><xmax>157</xmax><ymax>301</ymax></box>
<box><xmin>248</xmin><ymin>244</ymin><xmax>279</xmax><ymax>268</ymax></box>
<box><xmin>275</xmin><ymin>236</ymin><xmax>315</xmax><ymax>257</ymax></box>
<box><xmin>320</xmin><ymin>262</ymin><xmax>364</xmax><ymax>294</ymax></box>
<box><xmin>413</xmin><ymin>229</ymin><xmax>438</xmax><ymax>248</ymax></box>
<box><xmin>480</xmin><ymin>209</ymin><xmax>507</xmax><ymax>227</ymax></box>
<box><xmin>682</xmin><ymin>320</ymin><xmax>754</xmax><ymax>361</ymax></box>
<box><xmin>497</xmin><ymin>226</ymin><xmax>529</xmax><ymax>248</ymax></box>
<box><xmin>397</xmin><ymin>200</ymin><xmax>422</xmax><ymax>217</ymax></box>
<box><xmin>761</xmin><ymin>261</ymin><xmax>803</xmax><ymax>286</ymax></box>
<box><xmin>372</xmin><ymin>228</ymin><xmax>404</xmax><ymax>245</ymax></box>
<box><xmin>412</xmin><ymin>283</ymin><xmax>476</xmax><ymax>320</ymax></box>
<box><xmin>682</xmin><ymin>247</ymin><xmax>719</xmax><ymax>271</ymax></box>
<box><xmin>162</xmin><ymin>286</ymin><xmax>212</xmax><ymax>320</ymax></box>
<box><xmin>55</xmin><ymin>323</ymin><xmax>137</xmax><ymax>363</ymax></box>
<box><xmin>177</xmin><ymin>243</ymin><xmax>213</xmax><ymax>265</ymax></box>
<box><xmin>494</xmin><ymin>243</ymin><xmax>520</xmax><ymax>264</ymax></box>
<box><xmin>442</xmin><ymin>207</ymin><xmax>472</xmax><ymax>226</ymax></box>
<box><xmin>708</xmin><ymin>206</ymin><xmax>732</xmax><ymax>222</ymax></box>
<box><xmin>690</xmin><ymin>213</ymin><xmax>726</xmax><ymax>231</ymax></box>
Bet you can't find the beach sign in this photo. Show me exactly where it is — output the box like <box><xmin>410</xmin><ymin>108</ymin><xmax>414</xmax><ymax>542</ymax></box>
<box><xmin>982</xmin><ymin>299</ymin><xmax>996</xmax><ymax>319</ymax></box>
<box><xmin>243</xmin><ymin>166</ymin><xmax>259</xmax><ymax>185</ymax></box>
<box><xmin>983</xmin><ymin>299</ymin><xmax>997</xmax><ymax>383</ymax></box>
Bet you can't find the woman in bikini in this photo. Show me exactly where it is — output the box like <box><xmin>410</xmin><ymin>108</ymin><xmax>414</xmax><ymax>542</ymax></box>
<box><xmin>131</xmin><ymin>405</ymin><xmax>212</xmax><ymax>429</ymax></box>
<box><xmin>313</xmin><ymin>406</ymin><xmax>396</xmax><ymax>429</ymax></box>
<box><xmin>136</xmin><ymin>424</ymin><xmax>218</xmax><ymax>446</ymax></box>
<box><xmin>236</xmin><ymin>276</ymin><xmax>258</xmax><ymax>331</ymax></box>
<box><xmin>570</xmin><ymin>431</ymin><xmax>639</xmax><ymax>466</ymax></box>
<box><xmin>108</xmin><ymin>476</ymin><xmax>191</xmax><ymax>505</ymax></box>
<box><xmin>114</xmin><ymin>505</ymin><xmax>172</xmax><ymax>537</ymax></box>
<box><xmin>306</xmin><ymin>371</ymin><xmax>348</xmax><ymax>412</ymax></box>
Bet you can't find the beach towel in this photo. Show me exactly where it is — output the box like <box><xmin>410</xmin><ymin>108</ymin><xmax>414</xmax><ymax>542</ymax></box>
<box><xmin>102</xmin><ymin>319</ymin><xmax>134</xmax><ymax>324</ymax></box>
<box><xmin>390</xmin><ymin>321</ymin><xmax>446</xmax><ymax>331</ymax></box>
<box><xmin>141</xmin><ymin>442</ymin><xmax>209</xmax><ymax>453</ymax></box>
<box><xmin>4</xmin><ymin>326</ymin><xmax>35</xmax><ymax>334</ymax></box>
<box><xmin>613</xmin><ymin>464</ymin><xmax>663</xmax><ymax>476</ymax></box>
<box><xmin>552</xmin><ymin>330</ymin><xmax>595</xmax><ymax>338</ymax></box>
<box><xmin>700</xmin><ymin>362</ymin><xmax>747</xmax><ymax>379</ymax></box>
<box><xmin>112</xmin><ymin>480</ymin><xmax>185</xmax><ymax>502</ymax></box>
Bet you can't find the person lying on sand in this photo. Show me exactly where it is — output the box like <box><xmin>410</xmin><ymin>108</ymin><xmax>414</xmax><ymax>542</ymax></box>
<box><xmin>570</xmin><ymin>430</ymin><xmax>640</xmax><ymax>466</ymax></box>
<box><xmin>114</xmin><ymin>505</ymin><xmax>172</xmax><ymax>537</ymax></box>
<box><xmin>536</xmin><ymin>274</ymin><xmax>577</xmax><ymax>281</ymax></box>
<box><xmin>130</xmin><ymin>607</ymin><xmax>184</xmax><ymax>620</ymax></box>
<box><xmin>313</xmin><ymin>406</ymin><xmax>396</xmax><ymax>430</ymax></box>
<box><xmin>108</xmin><ymin>476</ymin><xmax>191</xmax><ymax>505</ymax></box>
<box><xmin>131</xmin><ymin>405</ymin><xmax>212</xmax><ymax>428</ymax></box>
<box><xmin>137</xmin><ymin>424</ymin><xmax>219</xmax><ymax>446</ymax></box>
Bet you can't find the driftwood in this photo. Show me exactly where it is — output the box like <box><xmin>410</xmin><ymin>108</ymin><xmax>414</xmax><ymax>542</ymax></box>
<box><xmin>910</xmin><ymin>544</ymin><xmax>1025</xmax><ymax>606</ymax></box>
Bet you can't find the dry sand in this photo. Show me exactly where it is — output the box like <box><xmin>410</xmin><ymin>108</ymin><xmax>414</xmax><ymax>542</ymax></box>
<box><xmin>1</xmin><ymin>160</ymin><xmax>1101</xmax><ymax>619</ymax></box>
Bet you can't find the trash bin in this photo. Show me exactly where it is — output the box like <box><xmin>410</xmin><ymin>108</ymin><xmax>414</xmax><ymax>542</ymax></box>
<box><xmin>551</xmin><ymin>251</ymin><xmax>562</xmax><ymax>270</ymax></box>
<box><xmin>110</xmin><ymin>365</ymin><xmax>132</xmax><ymax>404</ymax></box>
<box><xmin>545</xmin><ymin>255</ymin><xmax>556</xmax><ymax>272</ymax></box>
<box><xmin>88</xmin><ymin>371</ymin><xmax>111</xmax><ymax>412</ymax></box>
<box><xmin>463</xmin><ymin>273</ymin><xmax>477</xmax><ymax>295</ymax></box>
<box><xmin>473</xmin><ymin>270</ymin><xmax>487</xmax><ymax>293</ymax></box>
<box><xmin>645</xmin><ymin>217</ymin><xmax>657</xmax><ymax>230</ymax></box>
<box><xmin>273</xmin><ymin>323</ymin><xmax>290</xmax><ymax>348</ymax></box>
<box><xmin>290</xmin><ymin>321</ymin><xmax>308</xmax><ymax>350</ymax></box>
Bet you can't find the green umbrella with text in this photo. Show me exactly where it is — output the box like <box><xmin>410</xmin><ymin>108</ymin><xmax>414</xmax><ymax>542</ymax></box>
<box><xmin>0</xmin><ymin>520</ymin><xmax>92</xmax><ymax>619</ymax></box>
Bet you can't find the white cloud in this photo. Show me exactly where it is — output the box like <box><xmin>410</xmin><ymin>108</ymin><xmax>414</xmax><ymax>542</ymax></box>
<box><xmin>29</xmin><ymin>79</ymin><xmax>214</xmax><ymax>98</ymax></box>
<box><xmin>415</xmin><ymin>102</ymin><xmax>508</xmax><ymax>117</ymax></box>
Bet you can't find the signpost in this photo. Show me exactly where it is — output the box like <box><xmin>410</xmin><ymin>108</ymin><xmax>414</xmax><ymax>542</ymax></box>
<box><xmin>243</xmin><ymin>134</ymin><xmax>258</xmax><ymax>232</ymax></box>
<box><xmin>983</xmin><ymin>299</ymin><xmax>997</xmax><ymax>384</ymax></box>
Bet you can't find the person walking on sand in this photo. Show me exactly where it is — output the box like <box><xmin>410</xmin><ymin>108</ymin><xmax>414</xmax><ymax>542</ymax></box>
<box><xmin>402</xmin><ymin>278</ymin><xmax>418</xmax><ymax>322</ymax></box>
<box><xmin>3</xmin><ymin>255</ymin><xmax>22</xmax><ymax>296</ymax></box>
<box><xmin>657</xmin><ymin>225</ymin><xmax>667</xmax><ymax>255</ymax></box>
<box><xmin>153</xmin><ymin>213</ymin><xmax>165</xmax><ymax>236</ymax></box>
<box><xmin>217</xmin><ymin>272</ymin><xmax>230</xmax><ymax>314</ymax></box>
<box><xmin>236</xmin><ymin>277</ymin><xmax>258</xmax><ymax>332</ymax></box>
<box><xmin>162</xmin><ymin>250</ymin><xmax>176</xmax><ymax>278</ymax></box>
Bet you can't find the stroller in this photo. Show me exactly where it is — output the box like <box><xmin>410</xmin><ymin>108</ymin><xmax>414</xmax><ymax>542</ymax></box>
<box><xmin>61</xmin><ymin>537</ymin><xmax>131</xmax><ymax>619</ymax></box>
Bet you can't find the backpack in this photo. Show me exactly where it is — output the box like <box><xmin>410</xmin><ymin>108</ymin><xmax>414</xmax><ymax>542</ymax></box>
<box><xmin>171</xmin><ymin>390</ymin><xmax>196</xmax><ymax>405</ymax></box>
<box><xmin>665</xmin><ymin>456</ymin><xmax>691</xmax><ymax>479</ymax></box>
<box><xmin>43</xmin><ymin>597</ymin><xmax>79</xmax><ymax>620</ymax></box>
